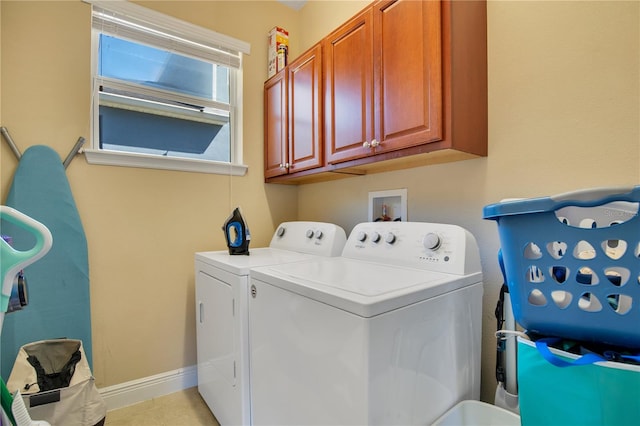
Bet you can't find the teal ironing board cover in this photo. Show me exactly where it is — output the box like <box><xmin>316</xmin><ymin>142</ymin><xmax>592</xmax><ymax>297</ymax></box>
<box><xmin>1</xmin><ymin>145</ymin><xmax>92</xmax><ymax>380</ymax></box>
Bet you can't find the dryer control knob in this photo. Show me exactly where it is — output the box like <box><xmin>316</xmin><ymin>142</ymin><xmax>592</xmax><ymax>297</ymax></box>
<box><xmin>315</xmin><ymin>230</ymin><xmax>324</xmax><ymax>240</ymax></box>
<box><xmin>276</xmin><ymin>226</ymin><xmax>286</xmax><ymax>237</ymax></box>
<box><xmin>306</xmin><ymin>230</ymin><xmax>315</xmax><ymax>239</ymax></box>
<box><xmin>423</xmin><ymin>233</ymin><xmax>441</xmax><ymax>250</ymax></box>
<box><xmin>371</xmin><ymin>232</ymin><xmax>381</xmax><ymax>243</ymax></box>
<box><xmin>357</xmin><ymin>231</ymin><xmax>367</xmax><ymax>242</ymax></box>
<box><xmin>385</xmin><ymin>232</ymin><xmax>396</xmax><ymax>244</ymax></box>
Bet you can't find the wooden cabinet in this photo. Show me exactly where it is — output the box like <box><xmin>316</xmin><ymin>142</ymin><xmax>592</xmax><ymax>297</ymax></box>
<box><xmin>373</xmin><ymin>0</ymin><xmax>443</xmax><ymax>155</ymax></box>
<box><xmin>323</xmin><ymin>7</ymin><xmax>375</xmax><ymax>165</ymax></box>
<box><xmin>264</xmin><ymin>0</ymin><xmax>487</xmax><ymax>184</ymax></box>
<box><xmin>288</xmin><ymin>44</ymin><xmax>324</xmax><ymax>173</ymax></box>
<box><xmin>264</xmin><ymin>70</ymin><xmax>287</xmax><ymax>178</ymax></box>
<box><xmin>264</xmin><ymin>44</ymin><xmax>323</xmax><ymax>179</ymax></box>
<box><xmin>324</xmin><ymin>0</ymin><xmax>443</xmax><ymax>165</ymax></box>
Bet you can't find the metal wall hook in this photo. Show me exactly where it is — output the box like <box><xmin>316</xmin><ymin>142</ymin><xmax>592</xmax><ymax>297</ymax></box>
<box><xmin>62</xmin><ymin>137</ymin><xmax>86</xmax><ymax>169</ymax></box>
<box><xmin>1</xmin><ymin>126</ymin><xmax>85</xmax><ymax>170</ymax></box>
<box><xmin>1</xmin><ymin>127</ymin><xmax>22</xmax><ymax>160</ymax></box>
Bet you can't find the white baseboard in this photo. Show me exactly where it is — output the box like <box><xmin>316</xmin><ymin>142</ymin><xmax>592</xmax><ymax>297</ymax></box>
<box><xmin>98</xmin><ymin>365</ymin><xmax>197</xmax><ymax>412</ymax></box>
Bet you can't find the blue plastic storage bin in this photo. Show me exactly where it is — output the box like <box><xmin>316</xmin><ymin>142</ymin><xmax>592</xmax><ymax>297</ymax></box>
<box><xmin>484</xmin><ymin>186</ymin><xmax>640</xmax><ymax>348</ymax></box>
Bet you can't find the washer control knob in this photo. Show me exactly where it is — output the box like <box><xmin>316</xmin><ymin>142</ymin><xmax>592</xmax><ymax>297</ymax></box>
<box><xmin>423</xmin><ymin>233</ymin><xmax>441</xmax><ymax>250</ymax></box>
<box><xmin>306</xmin><ymin>230</ymin><xmax>315</xmax><ymax>239</ymax></box>
<box><xmin>357</xmin><ymin>231</ymin><xmax>367</xmax><ymax>242</ymax></box>
<box><xmin>385</xmin><ymin>232</ymin><xmax>396</xmax><ymax>244</ymax></box>
<box><xmin>315</xmin><ymin>230</ymin><xmax>324</xmax><ymax>240</ymax></box>
<box><xmin>371</xmin><ymin>232</ymin><xmax>381</xmax><ymax>243</ymax></box>
<box><xmin>276</xmin><ymin>226</ymin><xmax>286</xmax><ymax>237</ymax></box>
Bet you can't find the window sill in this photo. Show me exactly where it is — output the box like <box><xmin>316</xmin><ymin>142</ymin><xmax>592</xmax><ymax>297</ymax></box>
<box><xmin>83</xmin><ymin>149</ymin><xmax>248</xmax><ymax>176</ymax></box>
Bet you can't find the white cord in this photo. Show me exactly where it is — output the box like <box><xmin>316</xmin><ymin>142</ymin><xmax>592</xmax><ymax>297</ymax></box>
<box><xmin>495</xmin><ymin>329</ymin><xmax>529</xmax><ymax>340</ymax></box>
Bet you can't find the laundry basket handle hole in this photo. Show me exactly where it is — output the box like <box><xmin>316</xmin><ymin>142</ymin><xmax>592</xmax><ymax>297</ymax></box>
<box><xmin>554</xmin><ymin>201</ymin><xmax>639</xmax><ymax>229</ymax></box>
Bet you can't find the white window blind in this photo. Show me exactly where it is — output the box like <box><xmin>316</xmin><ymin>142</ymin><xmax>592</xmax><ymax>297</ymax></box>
<box><xmin>87</xmin><ymin>0</ymin><xmax>250</xmax><ymax>68</ymax></box>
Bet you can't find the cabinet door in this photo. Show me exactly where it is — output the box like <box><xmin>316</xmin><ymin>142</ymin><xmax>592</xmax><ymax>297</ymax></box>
<box><xmin>264</xmin><ymin>71</ymin><xmax>288</xmax><ymax>178</ymax></box>
<box><xmin>288</xmin><ymin>44</ymin><xmax>323</xmax><ymax>173</ymax></box>
<box><xmin>324</xmin><ymin>7</ymin><xmax>375</xmax><ymax>165</ymax></box>
<box><xmin>373</xmin><ymin>0</ymin><xmax>443</xmax><ymax>155</ymax></box>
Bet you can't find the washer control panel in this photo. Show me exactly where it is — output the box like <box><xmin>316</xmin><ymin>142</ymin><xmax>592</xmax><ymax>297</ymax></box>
<box><xmin>270</xmin><ymin>222</ymin><xmax>347</xmax><ymax>257</ymax></box>
<box><xmin>343</xmin><ymin>222</ymin><xmax>481</xmax><ymax>275</ymax></box>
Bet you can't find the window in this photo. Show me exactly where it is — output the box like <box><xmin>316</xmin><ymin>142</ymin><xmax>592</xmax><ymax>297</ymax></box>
<box><xmin>85</xmin><ymin>1</ymin><xmax>250</xmax><ymax>174</ymax></box>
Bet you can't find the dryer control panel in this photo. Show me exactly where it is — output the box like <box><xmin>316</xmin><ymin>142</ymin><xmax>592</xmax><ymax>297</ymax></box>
<box><xmin>269</xmin><ymin>222</ymin><xmax>347</xmax><ymax>257</ymax></box>
<box><xmin>343</xmin><ymin>222</ymin><xmax>481</xmax><ymax>275</ymax></box>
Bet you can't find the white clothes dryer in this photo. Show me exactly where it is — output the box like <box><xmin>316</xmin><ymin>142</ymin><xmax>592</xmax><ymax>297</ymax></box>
<box><xmin>249</xmin><ymin>221</ymin><xmax>483</xmax><ymax>425</ymax></box>
<box><xmin>195</xmin><ymin>222</ymin><xmax>346</xmax><ymax>426</ymax></box>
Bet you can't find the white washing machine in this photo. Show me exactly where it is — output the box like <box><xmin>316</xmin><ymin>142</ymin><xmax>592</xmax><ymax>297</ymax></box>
<box><xmin>195</xmin><ymin>222</ymin><xmax>347</xmax><ymax>426</ymax></box>
<box><xmin>249</xmin><ymin>221</ymin><xmax>483</xmax><ymax>425</ymax></box>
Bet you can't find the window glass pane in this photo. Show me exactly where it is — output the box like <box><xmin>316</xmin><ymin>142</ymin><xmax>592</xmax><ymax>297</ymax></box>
<box><xmin>99</xmin><ymin>34</ymin><xmax>230</xmax><ymax>103</ymax></box>
<box><xmin>99</xmin><ymin>105</ymin><xmax>230</xmax><ymax>162</ymax></box>
<box><xmin>215</xmin><ymin>67</ymin><xmax>230</xmax><ymax>104</ymax></box>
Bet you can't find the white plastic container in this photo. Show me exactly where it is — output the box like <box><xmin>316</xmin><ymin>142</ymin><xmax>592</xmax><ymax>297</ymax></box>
<box><xmin>432</xmin><ymin>400</ymin><xmax>520</xmax><ymax>426</ymax></box>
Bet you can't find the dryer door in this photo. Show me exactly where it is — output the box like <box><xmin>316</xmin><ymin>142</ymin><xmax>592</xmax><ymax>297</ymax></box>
<box><xmin>196</xmin><ymin>270</ymin><xmax>237</xmax><ymax>423</ymax></box>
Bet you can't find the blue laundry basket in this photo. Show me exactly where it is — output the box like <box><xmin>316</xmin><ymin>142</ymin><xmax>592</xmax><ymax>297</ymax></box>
<box><xmin>484</xmin><ymin>185</ymin><xmax>640</xmax><ymax>348</ymax></box>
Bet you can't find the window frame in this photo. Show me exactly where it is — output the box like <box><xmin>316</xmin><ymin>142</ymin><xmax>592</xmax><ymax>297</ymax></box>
<box><xmin>84</xmin><ymin>0</ymin><xmax>250</xmax><ymax>175</ymax></box>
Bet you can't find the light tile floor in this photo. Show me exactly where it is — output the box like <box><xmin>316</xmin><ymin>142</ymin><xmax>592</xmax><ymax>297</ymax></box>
<box><xmin>105</xmin><ymin>387</ymin><xmax>220</xmax><ymax>426</ymax></box>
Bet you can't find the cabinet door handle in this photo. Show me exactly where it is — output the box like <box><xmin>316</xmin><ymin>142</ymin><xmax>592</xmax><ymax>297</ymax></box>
<box><xmin>371</xmin><ymin>139</ymin><xmax>380</xmax><ymax>148</ymax></box>
<box><xmin>279</xmin><ymin>163</ymin><xmax>290</xmax><ymax>169</ymax></box>
<box><xmin>199</xmin><ymin>301</ymin><xmax>204</xmax><ymax>323</ymax></box>
<box><xmin>362</xmin><ymin>141</ymin><xmax>371</xmax><ymax>148</ymax></box>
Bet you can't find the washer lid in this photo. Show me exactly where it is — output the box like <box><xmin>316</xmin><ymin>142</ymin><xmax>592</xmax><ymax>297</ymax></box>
<box><xmin>250</xmin><ymin>258</ymin><xmax>482</xmax><ymax>317</ymax></box>
<box><xmin>196</xmin><ymin>248</ymin><xmax>315</xmax><ymax>276</ymax></box>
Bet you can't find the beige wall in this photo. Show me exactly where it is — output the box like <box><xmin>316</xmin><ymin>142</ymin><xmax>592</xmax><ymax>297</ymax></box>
<box><xmin>297</xmin><ymin>0</ymin><xmax>640</xmax><ymax>402</ymax></box>
<box><xmin>1</xmin><ymin>0</ymin><xmax>639</xmax><ymax>404</ymax></box>
<box><xmin>0</xmin><ymin>0</ymin><xmax>300</xmax><ymax>387</ymax></box>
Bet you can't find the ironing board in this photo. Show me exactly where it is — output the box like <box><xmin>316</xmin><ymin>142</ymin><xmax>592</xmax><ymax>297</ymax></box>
<box><xmin>1</xmin><ymin>145</ymin><xmax>92</xmax><ymax>380</ymax></box>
